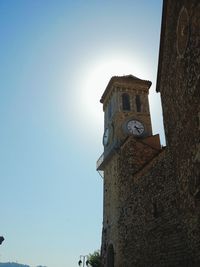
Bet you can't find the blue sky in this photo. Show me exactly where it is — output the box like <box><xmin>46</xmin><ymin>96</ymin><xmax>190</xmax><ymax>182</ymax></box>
<box><xmin>0</xmin><ymin>1</ymin><xmax>163</xmax><ymax>266</ymax></box>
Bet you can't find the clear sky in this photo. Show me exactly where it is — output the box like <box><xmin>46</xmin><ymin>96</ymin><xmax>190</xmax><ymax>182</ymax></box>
<box><xmin>0</xmin><ymin>1</ymin><xmax>164</xmax><ymax>266</ymax></box>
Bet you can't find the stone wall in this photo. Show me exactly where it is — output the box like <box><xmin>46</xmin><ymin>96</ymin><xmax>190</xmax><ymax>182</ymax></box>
<box><xmin>101</xmin><ymin>153</ymin><xmax>120</xmax><ymax>267</ymax></box>
<box><xmin>117</xmin><ymin>145</ymin><xmax>192</xmax><ymax>267</ymax></box>
<box><xmin>157</xmin><ymin>0</ymin><xmax>200</xmax><ymax>265</ymax></box>
<box><xmin>101</xmin><ymin>1</ymin><xmax>200</xmax><ymax>266</ymax></box>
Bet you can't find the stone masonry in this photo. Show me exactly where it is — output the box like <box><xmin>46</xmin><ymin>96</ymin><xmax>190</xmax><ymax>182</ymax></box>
<box><xmin>99</xmin><ymin>0</ymin><xmax>200</xmax><ymax>266</ymax></box>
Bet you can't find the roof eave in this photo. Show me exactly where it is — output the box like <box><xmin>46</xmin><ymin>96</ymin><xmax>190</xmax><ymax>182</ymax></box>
<box><xmin>156</xmin><ymin>0</ymin><xmax>168</xmax><ymax>93</ymax></box>
<box><xmin>100</xmin><ymin>76</ymin><xmax>152</xmax><ymax>104</ymax></box>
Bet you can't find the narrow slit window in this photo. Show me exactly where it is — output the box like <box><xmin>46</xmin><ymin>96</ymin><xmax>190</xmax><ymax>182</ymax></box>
<box><xmin>108</xmin><ymin>102</ymin><xmax>112</xmax><ymax>119</ymax></box>
<box><xmin>136</xmin><ymin>95</ymin><xmax>141</xmax><ymax>112</ymax></box>
<box><xmin>122</xmin><ymin>93</ymin><xmax>130</xmax><ymax>111</ymax></box>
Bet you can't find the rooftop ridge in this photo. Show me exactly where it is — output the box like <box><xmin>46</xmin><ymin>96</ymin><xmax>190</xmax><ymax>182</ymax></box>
<box><xmin>100</xmin><ymin>74</ymin><xmax>152</xmax><ymax>103</ymax></box>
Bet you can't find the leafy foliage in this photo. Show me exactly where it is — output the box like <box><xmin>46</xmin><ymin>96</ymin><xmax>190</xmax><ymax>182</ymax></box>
<box><xmin>87</xmin><ymin>250</ymin><xmax>101</xmax><ymax>267</ymax></box>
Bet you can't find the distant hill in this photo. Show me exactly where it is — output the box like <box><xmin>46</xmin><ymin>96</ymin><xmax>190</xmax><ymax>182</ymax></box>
<box><xmin>0</xmin><ymin>263</ymin><xmax>47</xmax><ymax>267</ymax></box>
<box><xmin>0</xmin><ymin>263</ymin><xmax>29</xmax><ymax>267</ymax></box>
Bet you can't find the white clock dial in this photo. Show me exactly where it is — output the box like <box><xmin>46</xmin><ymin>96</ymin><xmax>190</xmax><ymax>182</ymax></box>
<box><xmin>103</xmin><ymin>127</ymin><xmax>110</xmax><ymax>146</ymax></box>
<box><xmin>126</xmin><ymin>120</ymin><xmax>145</xmax><ymax>136</ymax></box>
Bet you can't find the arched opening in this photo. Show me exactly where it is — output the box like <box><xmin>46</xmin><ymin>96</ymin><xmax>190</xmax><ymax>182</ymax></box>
<box><xmin>136</xmin><ymin>95</ymin><xmax>141</xmax><ymax>112</ymax></box>
<box><xmin>106</xmin><ymin>244</ymin><xmax>114</xmax><ymax>267</ymax></box>
<box><xmin>122</xmin><ymin>93</ymin><xmax>130</xmax><ymax>111</ymax></box>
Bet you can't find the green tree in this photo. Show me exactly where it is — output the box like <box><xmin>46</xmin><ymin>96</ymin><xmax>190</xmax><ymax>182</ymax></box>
<box><xmin>87</xmin><ymin>250</ymin><xmax>101</xmax><ymax>267</ymax></box>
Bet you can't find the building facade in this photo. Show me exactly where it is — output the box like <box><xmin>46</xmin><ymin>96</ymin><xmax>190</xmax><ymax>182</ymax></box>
<box><xmin>97</xmin><ymin>0</ymin><xmax>200</xmax><ymax>266</ymax></box>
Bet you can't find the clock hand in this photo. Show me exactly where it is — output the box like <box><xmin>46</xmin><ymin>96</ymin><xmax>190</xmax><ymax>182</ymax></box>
<box><xmin>134</xmin><ymin>126</ymin><xmax>141</xmax><ymax>133</ymax></box>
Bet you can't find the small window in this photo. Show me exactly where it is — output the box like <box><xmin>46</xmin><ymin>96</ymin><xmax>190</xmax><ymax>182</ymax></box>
<box><xmin>136</xmin><ymin>95</ymin><xmax>141</xmax><ymax>112</ymax></box>
<box><xmin>153</xmin><ymin>202</ymin><xmax>159</xmax><ymax>218</ymax></box>
<box><xmin>194</xmin><ymin>189</ymin><xmax>200</xmax><ymax>201</ymax></box>
<box><xmin>108</xmin><ymin>102</ymin><xmax>112</xmax><ymax>119</ymax></box>
<box><xmin>153</xmin><ymin>201</ymin><xmax>163</xmax><ymax>218</ymax></box>
<box><xmin>122</xmin><ymin>93</ymin><xmax>130</xmax><ymax>111</ymax></box>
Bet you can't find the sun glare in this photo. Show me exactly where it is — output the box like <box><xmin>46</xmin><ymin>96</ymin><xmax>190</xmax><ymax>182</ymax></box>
<box><xmin>60</xmin><ymin>51</ymin><xmax>154</xmax><ymax>141</ymax></box>
<box><xmin>77</xmin><ymin>53</ymin><xmax>151</xmax><ymax>131</ymax></box>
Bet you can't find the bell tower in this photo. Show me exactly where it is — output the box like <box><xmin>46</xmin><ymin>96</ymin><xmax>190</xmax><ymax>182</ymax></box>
<box><xmin>97</xmin><ymin>75</ymin><xmax>161</xmax><ymax>267</ymax></box>
<box><xmin>98</xmin><ymin>75</ymin><xmax>155</xmax><ymax>165</ymax></box>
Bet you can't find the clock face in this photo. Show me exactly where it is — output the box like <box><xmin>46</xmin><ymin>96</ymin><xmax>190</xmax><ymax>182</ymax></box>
<box><xmin>103</xmin><ymin>127</ymin><xmax>110</xmax><ymax>146</ymax></box>
<box><xmin>126</xmin><ymin>120</ymin><xmax>145</xmax><ymax>136</ymax></box>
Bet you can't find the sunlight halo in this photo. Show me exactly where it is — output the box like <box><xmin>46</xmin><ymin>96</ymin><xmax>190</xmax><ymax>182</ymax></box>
<box><xmin>76</xmin><ymin>53</ymin><xmax>150</xmax><ymax>133</ymax></box>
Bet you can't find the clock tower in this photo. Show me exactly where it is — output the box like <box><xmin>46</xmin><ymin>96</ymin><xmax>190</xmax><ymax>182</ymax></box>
<box><xmin>97</xmin><ymin>75</ymin><xmax>161</xmax><ymax>267</ymax></box>
<box><xmin>98</xmin><ymin>75</ymin><xmax>156</xmax><ymax>167</ymax></box>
